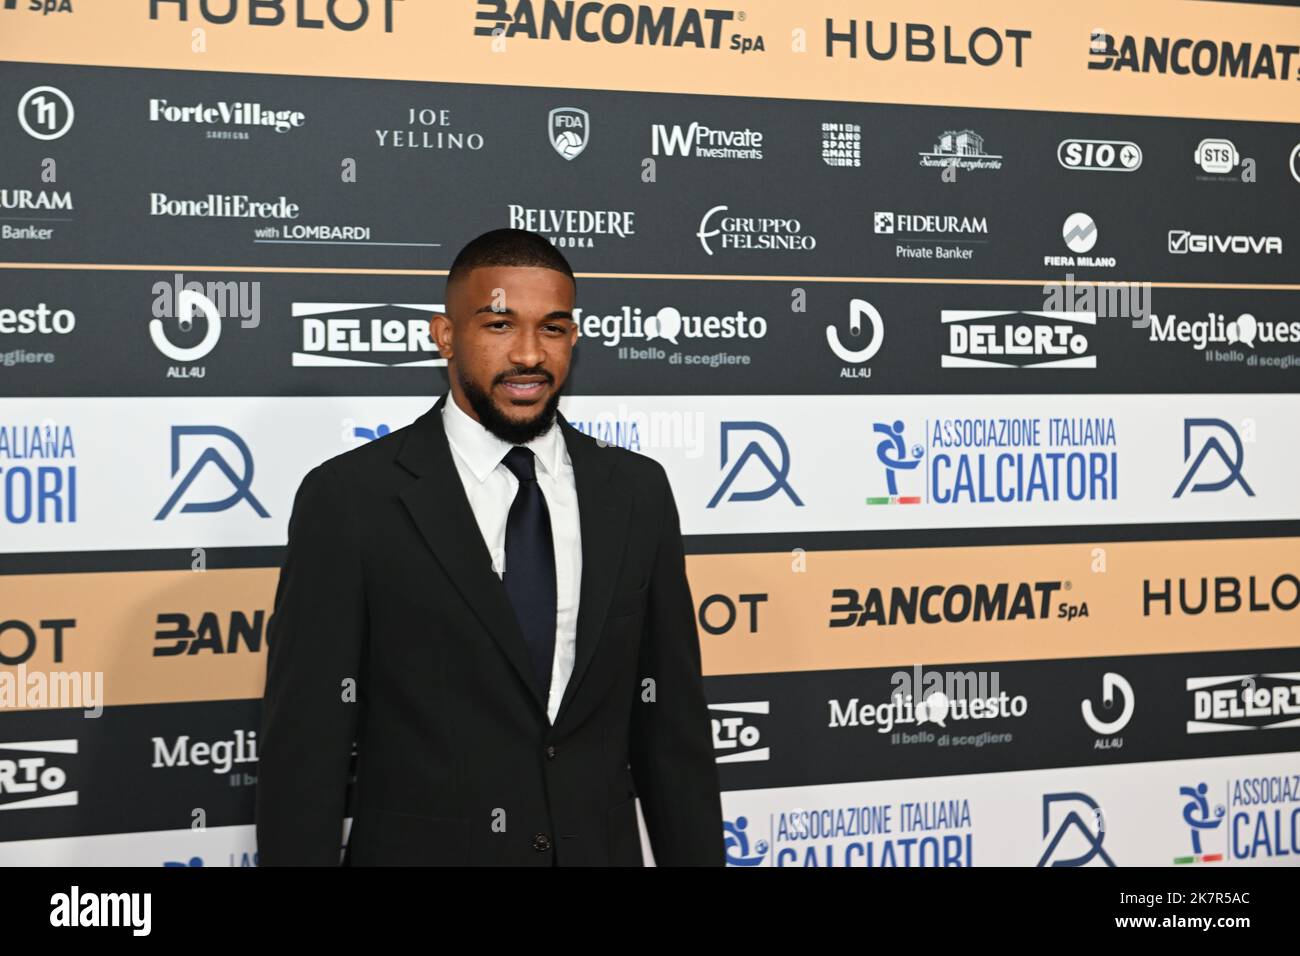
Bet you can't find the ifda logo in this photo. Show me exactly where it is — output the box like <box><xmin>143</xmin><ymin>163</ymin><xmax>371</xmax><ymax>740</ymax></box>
<box><xmin>548</xmin><ymin>107</ymin><xmax>589</xmax><ymax>160</ymax></box>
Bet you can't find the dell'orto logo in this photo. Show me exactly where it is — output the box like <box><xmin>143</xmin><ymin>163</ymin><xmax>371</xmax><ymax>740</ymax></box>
<box><xmin>1037</xmin><ymin>792</ymin><xmax>1114</xmax><ymax>867</ymax></box>
<box><xmin>942</xmin><ymin>310</ymin><xmax>1096</xmax><ymax>369</ymax></box>
<box><xmin>1186</xmin><ymin>673</ymin><xmax>1300</xmax><ymax>733</ymax></box>
<box><xmin>1081</xmin><ymin>672</ymin><xmax>1134</xmax><ymax>735</ymax></box>
<box><xmin>826</xmin><ymin>298</ymin><xmax>883</xmax><ymax>366</ymax></box>
<box><xmin>709</xmin><ymin>702</ymin><xmax>769</xmax><ymax>763</ymax></box>
<box><xmin>707</xmin><ymin>421</ymin><xmax>803</xmax><ymax>508</ymax></box>
<box><xmin>1173</xmin><ymin>418</ymin><xmax>1253</xmax><ymax>498</ymax></box>
<box><xmin>1058</xmin><ymin>139</ymin><xmax>1141</xmax><ymax>172</ymax></box>
<box><xmin>0</xmin><ymin>739</ymin><xmax>77</xmax><ymax>810</ymax></box>
<box><xmin>155</xmin><ymin>426</ymin><xmax>269</xmax><ymax>520</ymax></box>
<box><xmin>549</xmin><ymin>107</ymin><xmax>589</xmax><ymax>160</ymax></box>
<box><xmin>293</xmin><ymin>303</ymin><xmax>444</xmax><ymax>367</ymax></box>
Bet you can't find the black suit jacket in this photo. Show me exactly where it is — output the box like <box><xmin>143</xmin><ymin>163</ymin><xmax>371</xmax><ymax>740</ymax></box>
<box><xmin>254</xmin><ymin>393</ymin><xmax>724</xmax><ymax>865</ymax></box>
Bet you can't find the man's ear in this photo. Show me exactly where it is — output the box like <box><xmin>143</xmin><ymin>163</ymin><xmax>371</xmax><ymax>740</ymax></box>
<box><xmin>430</xmin><ymin>312</ymin><xmax>453</xmax><ymax>358</ymax></box>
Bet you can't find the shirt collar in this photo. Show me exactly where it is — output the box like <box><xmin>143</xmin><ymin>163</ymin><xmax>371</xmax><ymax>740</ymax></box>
<box><xmin>441</xmin><ymin>390</ymin><xmax>567</xmax><ymax>483</ymax></box>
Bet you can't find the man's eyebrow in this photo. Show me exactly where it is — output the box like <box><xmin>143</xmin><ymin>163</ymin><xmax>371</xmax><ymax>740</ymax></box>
<box><xmin>472</xmin><ymin>305</ymin><xmax>574</xmax><ymax>321</ymax></box>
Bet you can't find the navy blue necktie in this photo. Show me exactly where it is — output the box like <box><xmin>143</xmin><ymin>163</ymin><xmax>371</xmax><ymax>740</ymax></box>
<box><xmin>500</xmin><ymin>446</ymin><xmax>557</xmax><ymax>702</ymax></box>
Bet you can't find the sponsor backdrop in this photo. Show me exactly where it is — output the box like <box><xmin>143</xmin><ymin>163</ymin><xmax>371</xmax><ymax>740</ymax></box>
<box><xmin>1</xmin><ymin>0</ymin><xmax>1298</xmax><ymax>866</ymax></box>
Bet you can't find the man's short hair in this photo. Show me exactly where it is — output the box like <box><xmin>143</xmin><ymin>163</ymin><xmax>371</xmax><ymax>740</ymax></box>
<box><xmin>446</xmin><ymin>228</ymin><xmax>576</xmax><ymax>296</ymax></box>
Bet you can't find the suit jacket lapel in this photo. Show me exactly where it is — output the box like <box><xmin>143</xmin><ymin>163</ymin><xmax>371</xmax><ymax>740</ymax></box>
<box><xmin>553</xmin><ymin>410</ymin><xmax>632</xmax><ymax>730</ymax></box>
<box><xmin>395</xmin><ymin>394</ymin><xmax>633</xmax><ymax>730</ymax></box>
<box><xmin>396</xmin><ymin>393</ymin><xmax>548</xmax><ymax>715</ymax></box>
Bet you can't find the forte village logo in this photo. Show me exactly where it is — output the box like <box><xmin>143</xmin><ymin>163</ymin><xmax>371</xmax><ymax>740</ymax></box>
<box><xmin>148</xmin><ymin>97</ymin><xmax>306</xmax><ymax>139</ymax></box>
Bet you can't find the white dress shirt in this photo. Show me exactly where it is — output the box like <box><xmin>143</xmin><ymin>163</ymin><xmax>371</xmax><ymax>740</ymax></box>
<box><xmin>441</xmin><ymin>392</ymin><xmax>582</xmax><ymax>725</ymax></box>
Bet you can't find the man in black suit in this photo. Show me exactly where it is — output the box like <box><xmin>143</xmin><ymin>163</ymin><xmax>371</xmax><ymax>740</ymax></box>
<box><xmin>255</xmin><ymin>228</ymin><xmax>724</xmax><ymax>865</ymax></box>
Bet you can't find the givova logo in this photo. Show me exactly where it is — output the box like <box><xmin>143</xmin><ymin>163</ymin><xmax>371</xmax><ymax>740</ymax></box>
<box><xmin>709</xmin><ymin>701</ymin><xmax>768</xmax><ymax>763</ymax></box>
<box><xmin>1168</xmin><ymin>230</ymin><xmax>1281</xmax><ymax>255</ymax></box>
<box><xmin>1186</xmin><ymin>673</ymin><xmax>1300</xmax><ymax>734</ymax></box>
<box><xmin>0</xmin><ymin>738</ymin><xmax>77</xmax><ymax>810</ymax></box>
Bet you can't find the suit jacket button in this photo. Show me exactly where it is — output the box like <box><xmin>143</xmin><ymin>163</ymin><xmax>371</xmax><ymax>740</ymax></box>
<box><xmin>545</xmin><ymin>745</ymin><xmax>557</xmax><ymax>759</ymax></box>
<box><xmin>533</xmin><ymin>833</ymin><xmax>552</xmax><ymax>851</ymax></box>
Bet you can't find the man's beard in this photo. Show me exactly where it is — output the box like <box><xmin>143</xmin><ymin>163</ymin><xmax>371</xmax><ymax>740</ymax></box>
<box><xmin>458</xmin><ymin>366</ymin><xmax>564</xmax><ymax>444</ymax></box>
